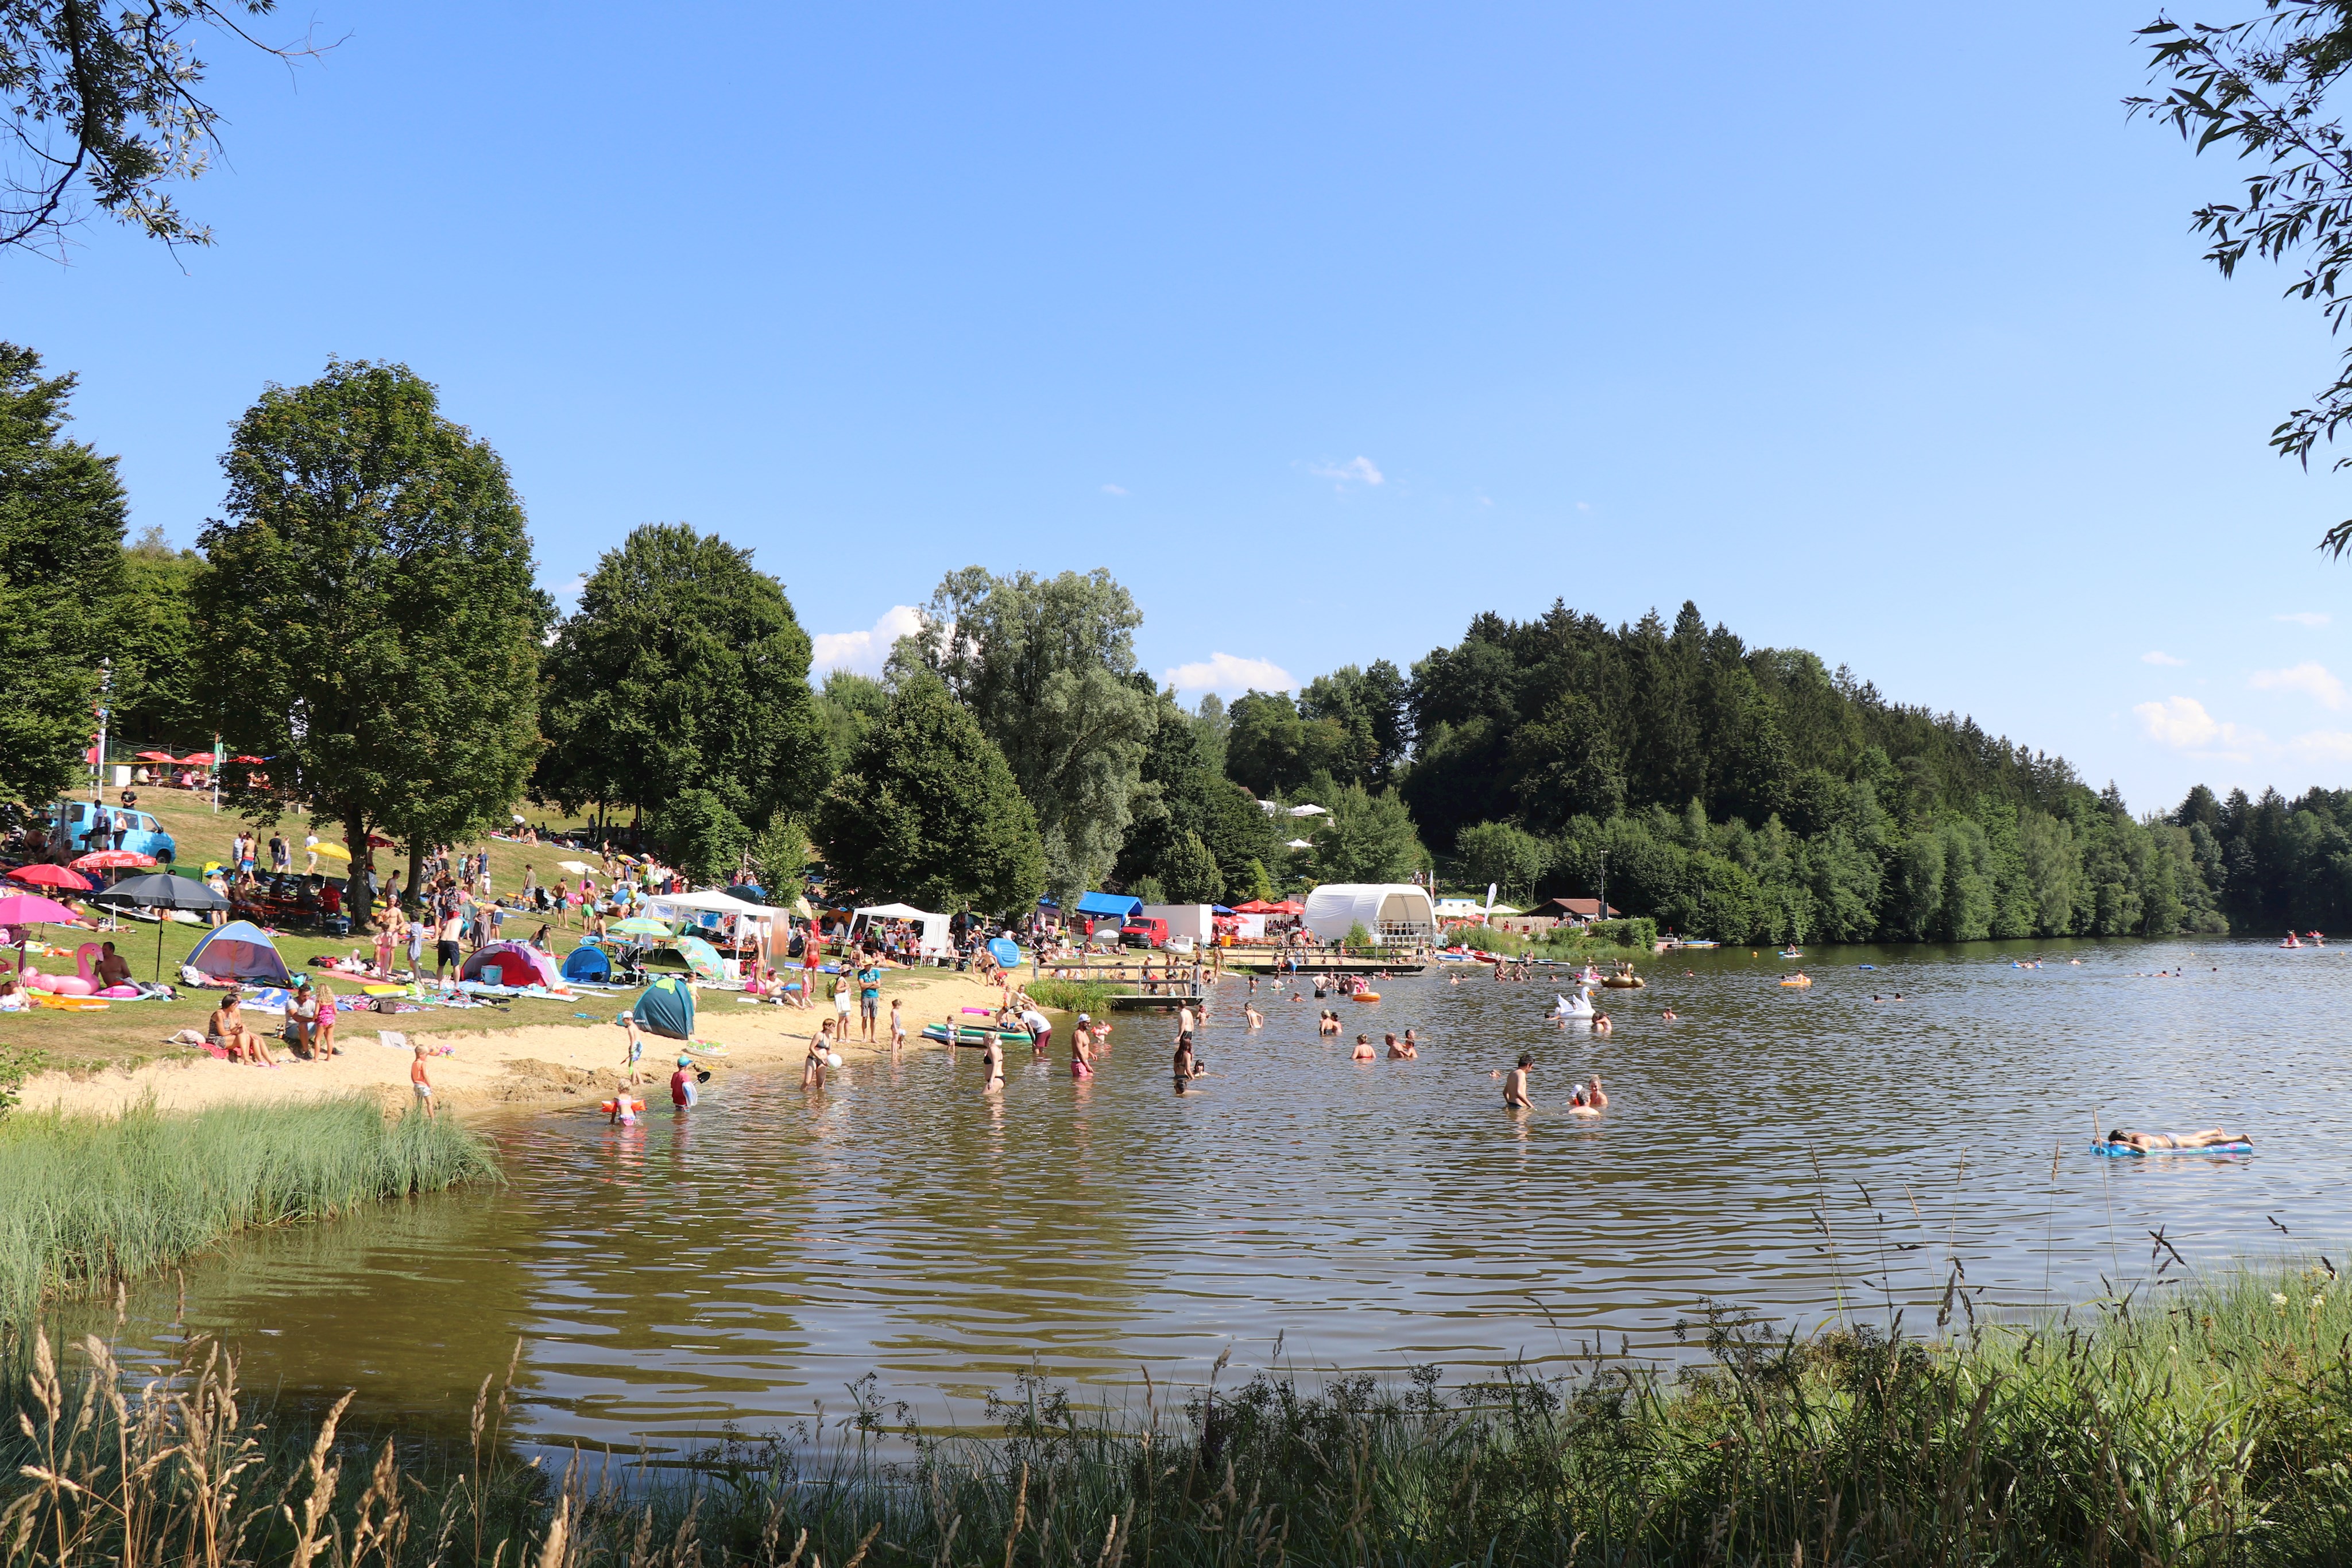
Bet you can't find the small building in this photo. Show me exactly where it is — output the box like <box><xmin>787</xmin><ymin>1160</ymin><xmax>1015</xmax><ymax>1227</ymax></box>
<box><xmin>1548</xmin><ymin>897</ymin><xmax>1621</xmax><ymax>927</ymax></box>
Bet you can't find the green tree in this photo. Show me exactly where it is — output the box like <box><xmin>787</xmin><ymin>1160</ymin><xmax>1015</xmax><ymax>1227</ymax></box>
<box><xmin>904</xmin><ymin>566</ymin><xmax>1154</xmax><ymax>903</ymax></box>
<box><xmin>0</xmin><ymin>2</ymin><xmax>310</xmax><ymax>256</ymax></box>
<box><xmin>0</xmin><ymin>343</ymin><xmax>126</xmax><ymax>807</ymax></box>
<box><xmin>818</xmin><ymin>673</ymin><xmax>1045</xmax><ymax>913</ymax></box>
<box><xmin>816</xmin><ymin>669</ymin><xmax>890</xmax><ymax>776</ymax></box>
<box><xmin>1311</xmin><ymin>784</ymin><xmax>1424</xmax><ymax>884</ymax></box>
<box><xmin>1508</xmin><ymin>692</ymin><xmax>1626</xmax><ymax>831</ymax></box>
<box><xmin>1455</xmin><ymin>820</ymin><xmax>1550</xmax><ymax>905</ymax></box>
<box><xmin>110</xmin><ymin>525</ymin><xmax>207</xmax><ymax>746</ymax></box>
<box><xmin>1159</xmin><ymin>829</ymin><xmax>1225</xmax><ymax>904</ymax></box>
<box><xmin>2132</xmin><ymin>8</ymin><xmax>2352</xmax><ymax>554</ymax></box>
<box><xmin>653</xmin><ymin>787</ymin><xmax>753</xmax><ymax>887</ymax></box>
<box><xmin>537</xmin><ymin>524</ymin><xmax>831</xmax><ymax>844</ymax></box>
<box><xmin>198</xmin><ymin>359</ymin><xmax>548</xmax><ymax>904</ymax></box>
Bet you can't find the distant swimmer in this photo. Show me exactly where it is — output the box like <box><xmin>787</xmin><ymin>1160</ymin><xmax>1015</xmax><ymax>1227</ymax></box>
<box><xmin>1173</xmin><ymin>1036</ymin><xmax>1203</xmax><ymax>1082</ymax></box>
<box><xmin>1386</xmin><ymin>1032</ymin><xmax>1410</xmax><ymax>1058</ymax></box>
<box><xmin>1567</xmin><ymin>1081</ymin><xmax>1600</xmax><ymax>1116</ymax></box>
<box><xmin>981</xmin><ymin>1029</ymin><xmax>1005</xmax><ymax>1092</ymax></box>
<box><xmin>1502</xmin><ymin>1052</ymin><xmax>1535</xmax><ymax>1108</ymax></box>
<box><xmin>1587</xmin><ymin>1074</ymin><xmax>1607</xmax><ymax>1110</ymax></box>
<box><xmin>1660</xmin><ymin>1007</ymin><xmax>1677</xmax><ymax>1021</ymax></box>
<box><xmin>1318</xmin><ymin>1010</ymin><xmax>1341</xmax><ymax>1035</ymax></box>
<box><xmin>1244</xmin><ymin>1002</ymin><xmax>1264</xmax><ymax>1029</ymax></box>
<box><xmin>1590</xmin><ymin>1012</ymin><xmax>1612</xmax><ymax>1035</ymax></box>
<box><xmin>2104</xmin><ymin>1128</ymin><xmax>2246</xmax><ymax>1151</ymax></box>
<box><xmin>1351</xmin><ymin>1033</ymin><xmax>1376</xmax><ymax>1061</ymax></box>
<box><xmin>1402</xmin><ymin>1027</ymin><xmax>1421</xmax><ymax>1054</ymax></box>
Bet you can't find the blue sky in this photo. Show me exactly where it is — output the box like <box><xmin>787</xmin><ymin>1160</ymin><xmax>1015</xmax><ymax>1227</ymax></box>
<box><xmin>17</xmin><ymin>0</ymin><xmax>2352</xmax><ymax>812</ymax></box>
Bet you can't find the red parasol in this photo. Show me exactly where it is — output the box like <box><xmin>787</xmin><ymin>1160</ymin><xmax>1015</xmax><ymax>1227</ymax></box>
<box><xmin>134</xmin><ymin>750</ymin><xmax>175</xmax><ymax>762</ymax></box>
<box><xmin>177</xmin><ymin>751</ymin><xmax>219</xmax><ymax>764</ymax></box>
<box><xmin>5</xmin><ymin>864</ymin><xmax>92</xmax><ymax>892</ymax></box>
<box><xmin>230</xmin><ymin>755</ymin><xmax>267</xmax><ymax>764</ymax></box>
<box><xmin>71</xmin><ymin>850</ymin><xmax>158</xmax><ymax>871</ymax></box>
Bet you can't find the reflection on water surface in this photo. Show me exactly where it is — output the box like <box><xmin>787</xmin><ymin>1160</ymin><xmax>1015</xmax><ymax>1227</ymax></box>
<box><xmin>87</xmin><ymin>939</ymin><xmax>2352</xmax><ymax>1454</ymax></box>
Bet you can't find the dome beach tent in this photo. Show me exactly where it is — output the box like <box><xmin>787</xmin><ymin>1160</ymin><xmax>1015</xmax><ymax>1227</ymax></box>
<box><xmin>559</xmin><ymin>941</ymin><xmax>614</xmax><ymax>984</ymax></box>
<box><xmin>461</xmin><ymin>940</ymin><xmax>564</xmax><ymax>990</ymax></box>
<box><xmin>184</xmin><ymin>920</ymin><xmax>295</xmax><ymax>986</ymax></box>
<box><xmin>632</xmin><ymin>973</ymin><xmax>695</xmax><ymax>1039</ymax></box>
<box><xmin>1301</xmin><ymin>884</ymin><xmax>1440</xmax><ymax>946</ymax></box>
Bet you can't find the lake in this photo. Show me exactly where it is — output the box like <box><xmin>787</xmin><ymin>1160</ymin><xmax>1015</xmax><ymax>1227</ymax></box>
<box><xmin>81</xmin><ymin>937</ymin><xmax>2352</xmax><ymax>1456</ymax></box>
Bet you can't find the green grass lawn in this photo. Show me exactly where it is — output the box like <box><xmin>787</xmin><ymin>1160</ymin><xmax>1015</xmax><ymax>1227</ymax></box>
<box><xmin>8</xmin><ymin>786</ymin><xmax>629</xmax><ymax>1073</ymax></box>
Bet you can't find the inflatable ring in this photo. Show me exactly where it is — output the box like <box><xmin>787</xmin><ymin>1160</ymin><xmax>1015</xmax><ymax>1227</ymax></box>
<box><xmin>1349</xmin><ymin>992</ymin><xmax>1381</xmax><ymax>1002</ymax></box>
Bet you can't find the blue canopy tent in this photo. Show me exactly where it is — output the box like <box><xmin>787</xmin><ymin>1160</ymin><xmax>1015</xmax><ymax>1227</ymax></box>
<box><xmin>1075</xmin><ymin>892</ymin><xmax>1142</xmax><ymax>920</ymax></box>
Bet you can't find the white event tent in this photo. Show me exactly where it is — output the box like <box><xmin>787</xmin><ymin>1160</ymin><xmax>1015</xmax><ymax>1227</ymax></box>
<box><xmin>852</xmin><ymin>901</ymin><xmax>951</xmax><ymax>957</ymax></box>
<box><xmin>1301</xmin><ymin>883</ymin><xmax>1440</xmax><ymax>946</ymax></box>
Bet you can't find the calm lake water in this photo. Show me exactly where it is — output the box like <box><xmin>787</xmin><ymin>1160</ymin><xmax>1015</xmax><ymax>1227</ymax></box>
<box><xmin>82</xmin><ymin>938</ymin><xmax>2352</xmax><ymax>1454</ymax></box>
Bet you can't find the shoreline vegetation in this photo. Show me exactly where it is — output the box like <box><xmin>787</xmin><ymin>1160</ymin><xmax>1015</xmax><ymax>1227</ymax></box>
<box><xmin>0</xmin><ymin>1097</ymin><xmax>497</xmax><ymax>1330</ymax></box>
<box><xmin>7</xmin><ymin>1265</ymin><xmax>2352</xmax><ymax>1566</ymax></box>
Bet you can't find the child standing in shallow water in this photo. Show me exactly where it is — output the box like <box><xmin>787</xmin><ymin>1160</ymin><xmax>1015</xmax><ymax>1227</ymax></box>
<box><xmin>410</xmin><ymin>1043</ymin><xmax>435</xmax><ymax>1118</ymax></box>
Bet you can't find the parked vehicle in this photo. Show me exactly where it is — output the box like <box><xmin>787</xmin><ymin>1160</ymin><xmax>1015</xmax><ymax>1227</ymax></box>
<box><xmin>1119</xmin><ymin>916</ymin><xmax>1170</xmax><ymax>948</ymax></box>
<box><xmin>49</xmin><ymin>800</ymin><xmax>176</xmax><ymax>864</ymax></box>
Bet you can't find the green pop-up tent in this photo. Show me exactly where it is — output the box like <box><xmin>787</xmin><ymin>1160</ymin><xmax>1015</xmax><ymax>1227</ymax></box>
<box><xmin>630</xmin><ymin>973</ymin><xmax>695</xmax><ymax>1039</ymax></box>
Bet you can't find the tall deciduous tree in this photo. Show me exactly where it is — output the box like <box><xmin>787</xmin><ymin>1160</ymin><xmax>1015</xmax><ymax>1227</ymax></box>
<box><xmin>0</xmin><ymin>343</ymin><xmax>126</xmax><ymax>807</ymax></box>
<box><xmin>536</xmin><ymin>523</ymin><xmax>831</xmax><ymax>860</ymax></box>
<box><xmin>902</xmin><ymin>566</ymin><xmax>1154</xmax><ymax>904</ymax></box>
<box><xmin>111</xmin><ymin>525</ymin><xmax>207</xmax><ymax>747</ymax></box>
<box><xmin>198</xmin><ymin>359</ymin><xmax>548</xmax><ymax>904</ymax></box>
<box><xmin>1311</xmin><ymin>783</ymin><xmax>1425</xmax><ymax>885</ymax></box>
<box><xmin>818</xmin><ymin>673</ymin><xmax>1044</xmax><ymax>913</ymax></box>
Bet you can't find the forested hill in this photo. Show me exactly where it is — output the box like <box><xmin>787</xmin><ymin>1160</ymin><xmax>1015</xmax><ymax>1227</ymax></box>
<box><xmin>1216</xmin><ymin>600</ymin><xmax>2231</xmax><ymax>944</ymax></box>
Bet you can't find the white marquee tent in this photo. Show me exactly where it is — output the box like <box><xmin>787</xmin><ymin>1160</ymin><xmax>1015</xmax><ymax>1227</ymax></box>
<box><xmin>1301</xmin><ymin>884</ymin><xmax>1439</xmax><ymax>946</ymax></box>
<box><xmin>853</xmin><ymin>902</ymin><xmax>950</xmax><ymax>957</ymax></box>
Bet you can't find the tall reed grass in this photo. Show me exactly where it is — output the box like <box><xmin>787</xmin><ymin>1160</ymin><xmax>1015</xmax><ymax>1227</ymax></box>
<box><xmin>10</xmin><ymin>1265</ymin><xmax>2352</xmax><ymax>1566</ymax></box>
<box><xmin>1024</xmin><ymin>978</ymin><xmax>1116</xmax><ymax>1016</ymax></box>
<box><xmin>0</xmin><ymin>1098</ymin><xmax>498</xmax><ymax>1329</ymax></box>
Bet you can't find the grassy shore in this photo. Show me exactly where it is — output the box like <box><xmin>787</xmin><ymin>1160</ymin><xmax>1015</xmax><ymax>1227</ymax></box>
<box><xmin>0</xmin><ymin>1097</ymin><xmax>497</xmax><ymax>1329</ymax></box>
<box><xmin>9</xmin><ymin>1265</ymin><xmax>2352</xmax><ymax>1566</ymax></box>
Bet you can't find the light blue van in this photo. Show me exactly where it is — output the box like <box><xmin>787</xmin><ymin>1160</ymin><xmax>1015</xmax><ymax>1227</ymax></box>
<box><xmin>48</xmin><ymin>800</ymin><xmax>177</xmax><ymax>864</ymax></box>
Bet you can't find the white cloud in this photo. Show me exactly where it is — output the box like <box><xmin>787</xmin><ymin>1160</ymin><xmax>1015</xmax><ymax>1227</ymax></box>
<box><xmin>547</xmin><ymin>572</ymin><xmax>586</xmax><ymax>602</ymax></box>
<box><xmin>2289</xmin><ymin>730</ymin><xmax>2352</xmax><ymax>764</ymax></box>
<box><xmin>1162</xmin><ymin>652</ymin><xmax>1297</xmax><ymax>696</ymax></box>
<box><xmin>2250</xmin><ymin>661</ymin><xmax>2349</xmax><ymax>710</ymax></box>
<box><xmin>2276</xmin><ymin>611</ymin><xmax>2332</xmax><ymax>627</ymax></box>
<box><xmin>2133</xmin><ymin>695</ymin><xmax>2267</xmax><ymax>756</ymax></box>
<box><xmin>1306</xmin><ymin>456</ymin><xmax>1383</xmax><ymax>487</ymax></box>
<box><xmin>2141</xmin><ymin>650</ymin><xmax>2187</xmax><ymax>666</ymax></box>
<box><xmin>811</xmin><ymin>605</ymin><xmax>923</xmax><ymax>679</ymax></box>
<box><xmin>1100</xmin><ymin>483</ymin><xmax>1128</xmax><ymax>496</ymax></box>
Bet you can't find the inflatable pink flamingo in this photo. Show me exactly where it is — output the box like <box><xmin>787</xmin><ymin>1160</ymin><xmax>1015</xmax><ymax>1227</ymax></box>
<box><xmin>22</xmin><ymin>943</ymin><xmax>132</xmax><ymax>997</ymax></box>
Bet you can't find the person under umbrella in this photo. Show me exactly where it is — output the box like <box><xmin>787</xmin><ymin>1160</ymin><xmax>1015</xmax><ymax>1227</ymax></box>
<box><xmin>84</xmin><ymin>872</ymin><xmax>230</xmax><ymax>980</ymax></box>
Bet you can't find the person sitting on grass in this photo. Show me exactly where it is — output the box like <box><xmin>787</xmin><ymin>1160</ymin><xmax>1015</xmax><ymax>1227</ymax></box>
<box><xmin>94</xmin><ymin>941</ymin><xmax>131</xmax><ymax>990</ymax></box>
<box><xmin>207</xmin><ymin>994</ymin><xmax>274</xmax><ymax>1064</ymax></box>
<box><xmin>285</xmin><ymin>979</ymin><xmax>319</xmax><ymax>1057</ymax></box>
<box><xmin>0</xmin><ymin>976</ymin><xmax>25</xmax><ymax>1013</ymax></box>
<box><xmin>2105</xmin><ymin>1128</ymin><xmax>2247</xmax><ymax>1150</ymax></box>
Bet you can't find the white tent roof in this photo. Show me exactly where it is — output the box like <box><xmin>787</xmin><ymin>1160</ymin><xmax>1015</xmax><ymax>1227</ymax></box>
<box><xmin>645</xmin><ymin>889</ymin><xmax>786</xmax><ymax>919</ymax></box>
<box><xmin>1285</xmin><ymin>838</ymin><xmax>1314</xmax><ymax>849</ymax></box>
<box><xmin>1301</xmin><ymin>883</ymin><xmax>1439</xmax><ymax>944</ymax></box>
<box><xmin>854</xmin><ymin>902</ymin><xmax>941</xmax><ymax>921</ymax></box>
<box><xmin>1287</xmin><ymin>803</ymin><xmax>1328</xmax><ymax>818</ymax></box>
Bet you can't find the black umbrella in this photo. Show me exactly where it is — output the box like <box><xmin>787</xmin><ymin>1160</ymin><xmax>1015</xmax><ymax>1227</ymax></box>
<box><xmin>87</xmin><ymin>872</ymin><xmax>230</xmax><ymax>980</ymax></box>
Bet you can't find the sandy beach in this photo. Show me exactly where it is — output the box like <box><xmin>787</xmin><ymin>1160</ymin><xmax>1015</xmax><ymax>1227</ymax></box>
<box><xmin>15</xmin><ymin>965</ymin><xmax>1023</xmax><ymax>1119</ymax></box>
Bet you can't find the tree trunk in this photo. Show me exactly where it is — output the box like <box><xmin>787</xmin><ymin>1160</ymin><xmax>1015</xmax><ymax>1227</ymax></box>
<box><xmin>345</xmin><ymin>821</ymin><xmax>373</xmax><ymax>931</ymax></box>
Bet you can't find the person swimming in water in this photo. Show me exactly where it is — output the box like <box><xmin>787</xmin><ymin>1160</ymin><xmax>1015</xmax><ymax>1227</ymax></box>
<box><xmin>981</xmin><ymin>1029</ymin><xmax>1005</xmax><ymax>1092</ymax></box>
<box><xmin>1244</xmin><ymin>1002</ymin><xmax>1264</xmax><ymax>1029</ymax></box>
<box><xmin>1567</xmin><ymin>1081</ymin><xmax>1599</xmax><ymax>1116</ymax></box>
<box><xmin>1318</xmin><ymin>1009</ymin><xmax>1341</xmax><ymax>1035</ymax></box>
<box><xmin>1173</xmin><ymin>1035</ymin><xmax>1203</xmax><ymax>1082</ymax></box>
<box><xmin>1502</xmin><ymin>1052</ymin><xmax>1534</xmax><ymax>1108</ymax></box>
<box><xmin>1351</xmin><ymin>1033</ymin><xmax>1376</xmax><ymax>1061</ymax></box>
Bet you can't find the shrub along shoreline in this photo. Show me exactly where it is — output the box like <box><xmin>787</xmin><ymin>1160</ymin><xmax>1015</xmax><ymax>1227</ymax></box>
<box><xmin>8</xmin><ymin>1265</ymin><xmax>2352</xmax><ymax>1566</ymax></box>
<box><xmin>0</xmin><ymin>1097</ymin><xmax>498</xmax><ymax>1330</ymax></box>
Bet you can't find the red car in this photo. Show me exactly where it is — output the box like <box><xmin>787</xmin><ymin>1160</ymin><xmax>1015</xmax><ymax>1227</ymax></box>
<box><xmin>1119</xmin><ymin>916</ymin><xmax>1169</xmax><ymax>948</ymax></box>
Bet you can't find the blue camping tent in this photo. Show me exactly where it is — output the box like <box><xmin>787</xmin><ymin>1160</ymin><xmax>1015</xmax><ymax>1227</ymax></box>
<box><xmin>184</xmin><ymin>920</ymin><xmax>293</xmax><ymax>986</ymax></box>
<box><xmin>1074</xmin><ymin>891</ymin><xmax>1142</xmax><ymax>920</ymax></box>
<box><xmin>631</xmin><ymin>973</ymin><xmax>695</xmax><ymax>1039</ymax></box>
<box><xmin>559</xmin><ymin>942</ymin><xmax>612</xmax><ymax>983</ymax></box>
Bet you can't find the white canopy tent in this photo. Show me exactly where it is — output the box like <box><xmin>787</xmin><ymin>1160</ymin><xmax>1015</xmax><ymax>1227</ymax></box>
<box><xmin>852</xmin><ymin>901</ymin><xmax>951</xmax><ymax>957</ymax></box>
<box><xmin>1302</xmin><ymin>883</ymin><xmax>1439</xmax><ymax>946</ymax></box>
<box><xmin>641</xmin><ymin>889</ymin><xmax>792</xmax><ymax>972</ymax></box>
